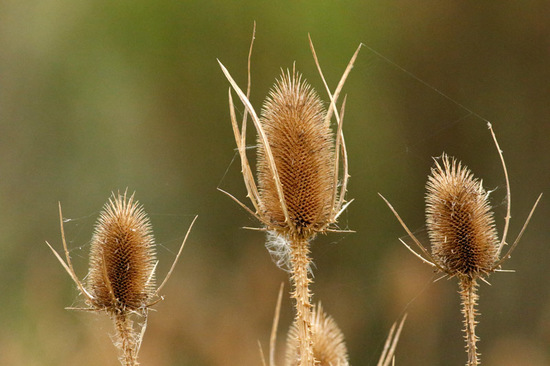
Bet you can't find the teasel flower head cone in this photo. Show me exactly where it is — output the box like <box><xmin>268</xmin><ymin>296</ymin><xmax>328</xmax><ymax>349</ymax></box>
<box><xmin>426</xmin><ymin>154</ymin><xmax>500</xmax><ymax>366</ymax></box>
<box><xmin>286</xmin><ymin>303</ymin><xmax>349</xmax><ymax>366</ymax></box>
<box><xmin>258</xmin><ymin>69</ymin><xmax>335</xmax><ymax>241</ymax></box>
<box><xmin>87</xmin><ymin>191</ymin><xmax>157</xmax><ymax>315</ymax></box>
<box><xmin>83</xmin><ymin>192</ymin><xmax>158</xmax><ymax>366</ymax></box>
<box><xmin>426</xmin><ymin>154</ymin><xmax>499</xmax><ymax>280</ymax></box>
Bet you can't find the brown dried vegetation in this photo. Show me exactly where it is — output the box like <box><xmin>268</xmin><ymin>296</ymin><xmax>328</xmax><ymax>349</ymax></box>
<box><xmin>286</xmin><ymin>303</ymin><xmax>349</xmax><ymax>366</ymax></box>
<box><xmin>218</xmin><ymin>28</ymin><xmax>361</xmax><ymax>366</ymax></box>
<box><xmin>88</xmin><ymin>192</ymin><xmax>157</xmax><ymax>313</ymax></box>
<box><xmin>380</xmin><ymin>124</ymin><xmax>542</xmax><ymax>366</ymax></box>
<box><xmin>46</xmin><ymin>191</ymin><xmax>195</xmax><ymax>366</ymax></box>
<box><xmin>426</xmin><ymin>154</ymin><xmax>499</xmax><ymax>279</ymax></box>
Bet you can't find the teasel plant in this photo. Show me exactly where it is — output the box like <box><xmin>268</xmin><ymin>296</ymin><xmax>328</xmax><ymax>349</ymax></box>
<box><xmin>217</xmin><ymin>24</ymin><xmax>361</xmax><ymax>365</ymax></box>
<box><xmin>285</xmin><ymin>302</ymin><xmax>349</xmax><ymax>365</ymax></box>
<box><xmin>286</xmin><ymin>302</ymin><xmax>405</xmax><ymax>366</ymax></box>
<box><xmin>263</xmin><ymin>284</ymin><xmax>406</xmax><ymax>366</ymax></box>
<box><xmin>46</xmin><ymin>191</ymin><xmax>197</xmax><ymax>366</ymax></box>
<box><xmin>380</xmin><ymin>123</ymin><xmax>542</xmax><ymax>366</ymax></box>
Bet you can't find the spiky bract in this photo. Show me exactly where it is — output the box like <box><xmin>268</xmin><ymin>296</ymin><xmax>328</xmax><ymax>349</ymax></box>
<box><xmin>286</xmin><ymin>303</ymin><xmax>349</xmax><ymax>366</ymax></box>
<box><xmin>426</xmin><ymin>154</ymin><xmax>499</xmax><ymax>279</ymax></box>
<box><xmin>258</xmin><ymin>70</ymin><xmax>335</xmax><ymax>239</ymax></box>
<box><xmin>88</xmin><ymin>192</ymin><xmax>157</xmax><ymax>313</ymax></box>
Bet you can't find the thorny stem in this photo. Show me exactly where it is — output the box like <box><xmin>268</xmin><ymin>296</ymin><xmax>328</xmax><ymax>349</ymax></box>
<box><xmin>289</xmin><ymin>237</ymin><xmax>315</xmax><ymax>366</ymax></box>
<box><xmin>459</xmin><ymin>277</ymin><xmax>480</xmax><ymax>366</ymax></box>
<box><xmin>114</xmin><ymin>313</ymin><xmax>139</xmax><ymax>366</ymax></box>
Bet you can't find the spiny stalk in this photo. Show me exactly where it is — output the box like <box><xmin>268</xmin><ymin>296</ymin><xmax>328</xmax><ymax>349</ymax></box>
<box><xmin>459</xmin><ymin>278</ymin><xmax>480</xmax><ymax>366</ymax></box>
<box><xmin>288</xmin><ymin>238</ymin><xmax>315</xmax><ymax>365</ymax></box>
<box><xmin>114</xmin><ymin>313</ymin><xmax>139</xmax><ymax>366</ymax></box>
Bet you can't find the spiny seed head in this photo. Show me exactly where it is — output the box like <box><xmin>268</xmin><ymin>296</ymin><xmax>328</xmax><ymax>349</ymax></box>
<box><xmin>286</xmin><ymin>303</ymin><xmax>349</xmax><ymax>366</ymax></box>
<box><xmin>426</xmin><ymin>154</ymin><xmax>499</xmax><ymax>278</ymax></box>
<box><xmin>258</xmin><ymin>69</ymin><xmax>335</xmax><ymax>239</ymax></box>
<box><xmin>88</xmin><ymin>192</ymin><xmax>156</xmax><ymax>313</ymax></box>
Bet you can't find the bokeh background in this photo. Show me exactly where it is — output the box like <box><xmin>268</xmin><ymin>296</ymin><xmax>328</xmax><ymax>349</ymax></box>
<box><xmin>1</xmin><ymin>1</ymin><xmax>549</xmax><ymax>365</ymax></box>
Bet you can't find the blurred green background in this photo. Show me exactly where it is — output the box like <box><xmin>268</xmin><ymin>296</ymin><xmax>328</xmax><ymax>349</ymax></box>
<box><xmin>1</xmin><ymin>1</ymin><xmax>549</xmax><ymax>365</ymax></box>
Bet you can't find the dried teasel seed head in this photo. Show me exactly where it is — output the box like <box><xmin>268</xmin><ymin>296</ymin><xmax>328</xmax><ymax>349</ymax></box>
<box><xmin>426</xmin><ymin>154</ymin><xmax>499</xmax><ymax>278</ymax></box>
<box><xmin>87</xmin><ymin>192</ymin><xmax>156</xmax><ymax>313</ymax></box>
<box><xmin>258</xmin><ymin>69</ymin><xmax>335</xmax><ymax>239</ymax></box>
<box><xmin>286</xmin><ymin>303</ymin><xmax>349</xmax><ymax>365</ymax></box>
<box><xmin>286</xmin><ymin>303</ymin><xmax>349</xmax><ymax>366</ymax></box>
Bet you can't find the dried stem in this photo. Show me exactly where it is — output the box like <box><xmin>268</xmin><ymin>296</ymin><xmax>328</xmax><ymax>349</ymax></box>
<box><xmin>459</xmin><ymin>277</ymin><xmax>480</xmax><ymax>366</ymax></box>
<box><xmin>289</xmin><ymin>237</ymin><xmax>315</xmax><ymax>366</ymax></box>
<box><xmin>114</xmin><ymin>313</ymin><xmax>139</xmax><ymax>366</ymax></box>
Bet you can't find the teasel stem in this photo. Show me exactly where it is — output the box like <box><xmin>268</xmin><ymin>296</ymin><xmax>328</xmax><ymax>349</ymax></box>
<box><xmin>289</xmin><ymin>237</ymin><xmax>315</xmax><ymax>366</ymax></box>
<box><xmin>459</xmin><ymin>277</ymin><xmax>480</xmax><ymax>366</ymax></box>
<box><xmin>114</xmin><ymin>313</ymin><xmax>139</xmax><ymax>366</ymax></box>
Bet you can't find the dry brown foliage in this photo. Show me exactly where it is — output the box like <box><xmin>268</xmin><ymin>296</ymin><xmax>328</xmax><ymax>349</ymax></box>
<box><xmin>46</xmin><ymin>191</ymin><xmax>196</xmax><ymax>366</ymax></box>
<box><xmin>380</xmin><ymin>123</ymin><xmax>542</xmax><ymax>366</ymax></box>
<box><xmin>218</xmin><ymin>25</ymin><xmax>361</xmax><ymax>366</ymax></box>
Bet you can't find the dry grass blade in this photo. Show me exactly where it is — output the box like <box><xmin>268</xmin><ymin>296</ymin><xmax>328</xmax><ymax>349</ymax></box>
<box><xmin>257</xmin><ymin>282</ymin><xmax>285</xmax><ymax>366</ymax></box>
<box><xmin>236</xmin><ymin>22</ymin><xmax>260</xmax><ymax>216</ymax></box>
<box><xmin>259</xmin><ymin>340</ymin><xmax>268</xmax><ymax>366</ymax></box>
<box><xmin>377</xmin><ymin>314</ymin><xmax>407</xmax><ymax>366</ymax></box>
<box><xmin>270</xmin><ymin>283</ymin><xmax>285</xmax><ymax>366</ymax></box>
